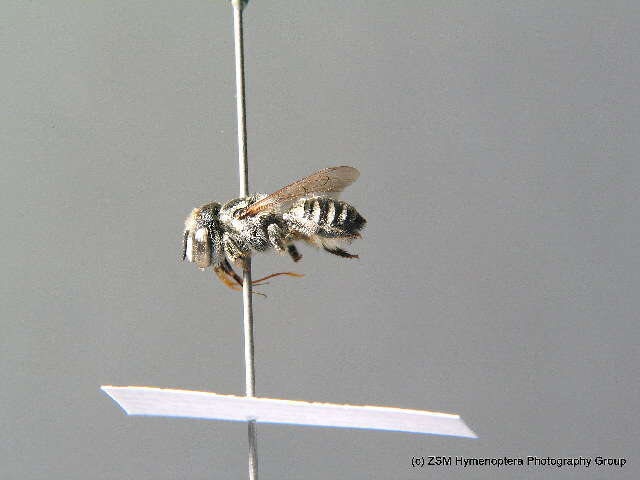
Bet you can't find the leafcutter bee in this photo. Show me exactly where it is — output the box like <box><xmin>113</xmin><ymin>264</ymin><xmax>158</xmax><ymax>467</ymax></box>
<box><xmin>182</xmin><ymin>166</ymin><xmax>366</xmax><ymax>289</ymax></box>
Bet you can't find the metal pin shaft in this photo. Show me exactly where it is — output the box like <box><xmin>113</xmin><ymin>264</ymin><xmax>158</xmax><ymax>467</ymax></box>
<box><xmin>231</xmin><ymin>1</ymin><xmax>258</xmax><ymax>479</ymax></box>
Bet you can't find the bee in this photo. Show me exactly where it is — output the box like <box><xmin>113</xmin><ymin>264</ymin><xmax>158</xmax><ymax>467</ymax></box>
<box><xmin>182</xmin><ymin>166</ymin><xmax>366</xmax><ymax>289</ymax></box>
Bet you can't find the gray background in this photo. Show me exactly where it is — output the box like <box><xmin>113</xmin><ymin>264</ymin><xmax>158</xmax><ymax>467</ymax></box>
<box><xmin>3</xmin><ymin>1</ymin><xmax>638</xmax><ymax>478</ymax></box>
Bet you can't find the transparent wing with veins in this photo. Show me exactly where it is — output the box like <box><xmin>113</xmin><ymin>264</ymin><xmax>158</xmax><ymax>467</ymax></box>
<box><xmin>238</xmin><ymin>166</ymin><xmax>360</xmax><ymax>218</ymax></box>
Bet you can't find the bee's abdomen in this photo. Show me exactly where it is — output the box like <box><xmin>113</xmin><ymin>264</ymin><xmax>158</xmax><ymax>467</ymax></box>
<box><xmin>300</xmin><ymin>197</ymin><xmax>366</xmax><ymax>234</ymax></box>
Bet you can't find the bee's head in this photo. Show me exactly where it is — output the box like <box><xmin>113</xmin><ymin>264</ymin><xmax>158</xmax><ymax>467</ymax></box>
<box><xmin>182</xmin><ymin>202</ymin><xmax>221</xmax><ymax>269</ymax></box>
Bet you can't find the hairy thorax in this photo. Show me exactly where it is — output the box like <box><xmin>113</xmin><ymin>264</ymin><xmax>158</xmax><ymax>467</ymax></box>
<box><xmin>219</xmin><ymin>194</ymin><xmax>278</xmax><ymax>251</ymax></box>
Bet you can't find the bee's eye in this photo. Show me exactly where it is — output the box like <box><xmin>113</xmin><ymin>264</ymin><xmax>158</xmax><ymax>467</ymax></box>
<box><xmin>193</xmin><ymin>227</ymin><xmax>211</xmax><ymax>268</ymax></box>
<box><xmin>195</xmin><ymin>228</ymin><xmax>208</xmax><ymax>242</ymax></box>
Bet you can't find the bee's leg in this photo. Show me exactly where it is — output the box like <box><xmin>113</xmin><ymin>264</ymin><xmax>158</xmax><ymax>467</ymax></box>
<box><xmin>211</xmin><ymin>256</ymin><xmax>245</xmax><ymax>290</ymax></box>
<box><xmin>266</xmin><ymin>223</ymin><xmax>287</xmax><ymax>254</ymax></box>
<box><xmin>322</xmin><ymin>245</ymin><xmax>359</xmax><ymax>259</ymax></box>
<box><xmin>222</xmin><ymin>258</ymin><xmax>244</xmax><ymax>286</ymax></box>
<box><xmin>286</xmin><ymin>244</ymin><xmax>302</xmax><ymax>262</ymax></box>
<box><xmin>223</xmin><ymin>233</ymin><xmax>250</xmax><ymax>269</ymax></box>
<box><xmin>221</xmin><ymin>257</ymin><xmax>272</xmax><ymax>287</ymax></box>
<box><xmin>213</xmin><ymin>261</ymin><xmax>269</xmax><ymax>297</ymax></box>
<box><xmin>267</xmin><ymin>223</ymin><xmax>303</xmax><ymax>261</ymax></box>
<box><xmin>214</xmin><ymin>264</ymin><xmax>242</xmax><ymax>290</ymax></box>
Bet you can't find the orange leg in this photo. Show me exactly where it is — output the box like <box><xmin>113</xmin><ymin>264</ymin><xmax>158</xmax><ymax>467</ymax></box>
<box><xmin>214</xmin><ymin>261</ymin><xmax>303</xmax><ymax>295</ymax></box>
<box><xmin>214</xmin><ymin>265</ymin><xmax>242</xmax><ymax>290</ymax></box>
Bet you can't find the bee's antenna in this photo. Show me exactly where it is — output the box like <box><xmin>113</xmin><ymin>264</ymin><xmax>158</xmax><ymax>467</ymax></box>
<box><xmin>252</xmin><ymin>272</ymin><xmax>305</xmax><ymax>283</ymax></box>
<box><xmin>230</xmin><ymin>1</ymin><xmax>258</xmax><ymax>479</ymax></box>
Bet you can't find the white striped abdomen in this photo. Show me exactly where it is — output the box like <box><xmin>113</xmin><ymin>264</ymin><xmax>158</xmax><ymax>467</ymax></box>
<box><xmin>287</xmin><ymin>197</ymin><xmax>366</xmax><ymax>238</ymax></box>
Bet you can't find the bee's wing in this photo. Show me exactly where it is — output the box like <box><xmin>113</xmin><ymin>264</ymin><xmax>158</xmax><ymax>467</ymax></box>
<box><xmin>239</xmin><ymin>166</ymin><xmax>360</xmax><ymax>218</ymax></box>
